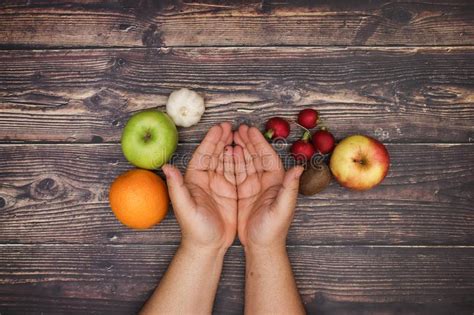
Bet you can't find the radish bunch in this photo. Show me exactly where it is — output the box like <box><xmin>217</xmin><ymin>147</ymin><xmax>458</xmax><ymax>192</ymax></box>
<box><xmin>263</xmin><ymin>108</ymin><xmax>335</xmax><ymax>163</ymax></box>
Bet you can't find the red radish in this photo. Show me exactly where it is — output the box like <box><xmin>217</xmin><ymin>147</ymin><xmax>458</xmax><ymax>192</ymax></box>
<box><xmin>312</xmin><ymin>129</ymin><xmax>335</xmax><ymax>154</ymax></box>
<box><xmin>264</xmin><ymin>117</ymin><xmax>290</xmax><ymax>139</ymax></box>
<box><xmin>297</xmin><ymin>109</ymin><xmax>318</xmax><ymax>129</ymax></box>
<box><xmin>291</xmin><ymin>131</ymin><xmax>315</xmax><ymax>162</ymax></box>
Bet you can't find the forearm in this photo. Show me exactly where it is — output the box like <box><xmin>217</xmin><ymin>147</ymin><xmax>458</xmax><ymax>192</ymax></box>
<box><xmin>140</xmin><ymin>243</ymin><xmax>226</xmax><ymax>315</ymax></box>
<box><xmin>244</xmin><ymin>245</ymin><xmax>305</xmax><ymax>315</ymax></box>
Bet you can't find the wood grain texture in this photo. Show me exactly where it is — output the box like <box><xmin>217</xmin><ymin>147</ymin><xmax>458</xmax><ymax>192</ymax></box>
<box><xmin>0</xmin><ymin>0</ymin><xmax>473</xmax><ymax>47</ymax></box>
<box><xmin>0</xmin><ymin>244</ymin><xmax>472</xmax><ymax>314</ymax></box>
<box><xmin>1</xmin><ymin>47</ymin><xmax>474</xmax><ymax>143</ymax></box>
<box><xmin>1</xmin><ymin>1</ymin><xmax>473</xmax><ymax>313</ymax></box>
<box><xmin>0</xmin><ymin>143</ymin><xmax>472</xmax><ymax>245</ymax></box>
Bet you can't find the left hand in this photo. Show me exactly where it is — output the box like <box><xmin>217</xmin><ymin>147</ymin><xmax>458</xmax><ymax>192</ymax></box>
<box><xmin>162</xmin><ymin>122</ymin><xmax>237</xmax><ymax>252</ymax></box>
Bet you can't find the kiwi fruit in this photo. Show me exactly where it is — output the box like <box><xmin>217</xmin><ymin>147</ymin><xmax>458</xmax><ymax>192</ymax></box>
<box><xmin>299</xmin><ymin>163</ymin><xmax>332</xmax><ymax>195</ymax></box>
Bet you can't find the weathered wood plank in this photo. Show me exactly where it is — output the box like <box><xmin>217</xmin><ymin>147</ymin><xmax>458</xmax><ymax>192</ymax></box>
<box><xmin>0</xmin><ymin>244</ymin><xmax>472</xmax><ymax>314</ymax></box>
<box><xmin>0</xmin><ymin>0</ymin><xmax>473</xmax><ymax>47</ymax></box>
<box><xmin>0</xmin><ymin>143</ymin><xmax>472</xmax><ymax>245</ymax></box>
<box><xmin>0</xmin><ymin>47</ymin><xmax>473</xmax><ymax>143</ymax></box>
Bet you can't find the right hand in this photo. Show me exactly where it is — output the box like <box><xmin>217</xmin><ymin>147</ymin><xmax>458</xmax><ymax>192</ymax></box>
<box><xmin>233</xmin><ymin>125</ymin><xmax>304</xmax><ymax>250</ymax></box>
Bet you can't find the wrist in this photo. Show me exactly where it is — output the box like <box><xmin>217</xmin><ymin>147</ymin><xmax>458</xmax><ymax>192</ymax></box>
<box><xmin>179</xmin><ymin>240</ymin><xmax>228</xmax><ymax>260</ymax></box>
<box><xmin>244</xmin><ymin>242</ymin><xmax>287</xmax><ymax>259</ymax></box>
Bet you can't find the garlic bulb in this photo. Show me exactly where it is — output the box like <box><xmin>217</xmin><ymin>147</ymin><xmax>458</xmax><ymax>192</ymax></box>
<box><xmin>166</xmin><ymin>88</ymin><xmax>205</xmax><ymax>127</ymax></box>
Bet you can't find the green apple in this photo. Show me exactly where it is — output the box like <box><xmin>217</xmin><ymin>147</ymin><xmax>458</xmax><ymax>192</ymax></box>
<box><xmin>121</xmin><ymin>110</ymin><xmax>178</xmax><ymax>169</ymax></box>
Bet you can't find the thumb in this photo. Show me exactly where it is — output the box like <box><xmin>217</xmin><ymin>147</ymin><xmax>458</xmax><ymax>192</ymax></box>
<box><xmin>273</xmin><ymin>166</ymin><xmax>304</xmax><ymax>215</ymax></box>
<box><xmin>162</xmin><ymin>164</ymin><xmax>196</xmax><ymax>215</ymax></box>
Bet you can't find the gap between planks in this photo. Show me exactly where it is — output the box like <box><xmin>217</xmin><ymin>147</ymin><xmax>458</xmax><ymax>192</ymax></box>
<box><xmin>0</xmin><ymin>244</ymin><xmax>472</xmax><ymax>248</ymax></box>
<box><xmin>1</xmin><ymin>45</ymin><xmax>474</xmax><ymax>51</ymax></box>
<box><xmin>0</xmin><ymin>142</ymin><xmax>472</xmax><ymax>146</ymax></box>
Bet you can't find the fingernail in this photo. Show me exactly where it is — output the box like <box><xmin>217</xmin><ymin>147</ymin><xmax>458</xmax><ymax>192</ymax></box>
<box><xmin>295</xmin><ymin>166</ymin><xmax>304</xmax><ymax>178</ymax></box>
<box><xmin>162</xmin><ymin>164</ymin><xmax>170</xmax><ymax>176</ymax></box>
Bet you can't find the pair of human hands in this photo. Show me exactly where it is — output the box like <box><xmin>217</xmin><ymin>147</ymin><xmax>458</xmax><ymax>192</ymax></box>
<box><xmin>162</xmin><ymin>122</ymin><xmax>304</xmax><ymax>254</ymax></box>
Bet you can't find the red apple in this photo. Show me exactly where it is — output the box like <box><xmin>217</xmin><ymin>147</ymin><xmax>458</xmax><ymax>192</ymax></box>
<box><xmin>329</xmin><ymin>135</ymin><xmax>389</xmax><ymax>191</ymax></box>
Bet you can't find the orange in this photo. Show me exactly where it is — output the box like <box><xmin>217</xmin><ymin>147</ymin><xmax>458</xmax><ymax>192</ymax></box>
<box><xmin>109</xmin><ymin>169</ymin><xmax>169</xmax><ymax>229</ymax></box>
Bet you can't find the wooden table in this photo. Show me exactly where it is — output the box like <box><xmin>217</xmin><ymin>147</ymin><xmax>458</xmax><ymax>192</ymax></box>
<box><xmin>0</xmin><ymin>1</ymin><xmax>473</xmax><ymax>314</ymax></box>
